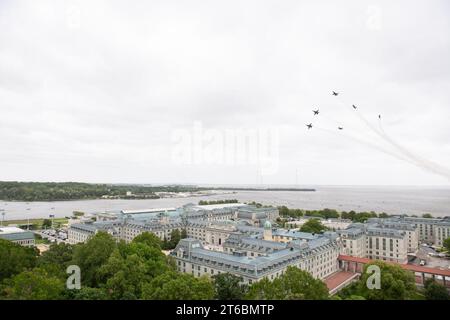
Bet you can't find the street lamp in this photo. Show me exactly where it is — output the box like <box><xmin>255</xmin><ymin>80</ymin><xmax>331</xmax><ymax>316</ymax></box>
<box><xmin>0</xmin><ymin>210</ymin><xmax>5</xmax><ymax>227</ymax></box>
<box><xmin>49</xmin><ymin>214</ymin><xmax>55</xmax><ymax>229</ymax></box>
<box><xmin>1</xmin><ymin>212</ymin><xmax>4</xmax><ymax>227</ymax></box>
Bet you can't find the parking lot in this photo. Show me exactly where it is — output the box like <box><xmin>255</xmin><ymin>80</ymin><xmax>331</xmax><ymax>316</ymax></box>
<box><xmin>34</xmin><ymin>229</ymin><xmax>68</xmax><ymax>244</ymax></box>
<box><xmin>409</xmin><ymin>245</ymin><xmax>450</xmax><ymax>270</ymax></box>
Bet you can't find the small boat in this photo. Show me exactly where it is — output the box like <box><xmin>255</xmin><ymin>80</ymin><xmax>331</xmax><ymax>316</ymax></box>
<box><xmin>26</xmin><ymin>208</ymin><xmax>31</xmax><ymax>211</ymax></box>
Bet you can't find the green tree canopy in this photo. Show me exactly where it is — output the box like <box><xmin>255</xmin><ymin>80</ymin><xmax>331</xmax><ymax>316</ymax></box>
<box><xmin>38</xmin><ymin>242</ymin><xmax>74</xmax><ymax>275</ymax></box>
<box><xmin>423</xmin><ymin>279</ymin><xmax>449</xmax><ymax>300</ymax></box>
<box><xmin>299</xmin><ymin>219</ymin><xmax>328</xmax><ymax>234</ymax></box>
<box><xmin>132</xmin><ymin>232</ymin><xmax>162</xmax><ymax>250</ymax></box>
<box><xmin>64</xmin><ymin>287</ymin><xmax>109</xmax><ymax>300</ymax></box>
<box><xmin>71</xmin><ymin>232</ymin><xmax>117</xmax><ymax>287</ymax></box>
<box><xmin>0</xmin><ymin>239</ymin><xmax>38</xmax><ymax>282</ymax></box>
<box><xmin>245</xmin><ymin>266</ymin><xmax>329</xmax><ymax>300</ymax></box>
<box><xmin>443</xmin><ymin>237</ymin><xmax>450</xmax><ymax>252</ymax></box>
<box><xmin>42</xmin><ymin>219</ymin><xmax>52</xmax><ymax>229</ymax></box>
<box><xmin>2</xmin><ymin>268</ymin><xmax>64</xmax><ymax>300</ymax></box>
<box><xmin>98</xmin><ymin>249</ymin><xmax>148</xmax><ymax>299</ymax></box>
<box><xmin>345</xmin><ymin>261</ymin><xmax>417</xmax><ymax>300</ymax></box>
<box><xmin>142</xmin><ymin>272</ymin><xmax>214</xmax><ymax>300</ymax></box>
<box><xmin>212</xmin><ymin>273</ymin><xmax>247</xmax><ymax>300</ymax></box>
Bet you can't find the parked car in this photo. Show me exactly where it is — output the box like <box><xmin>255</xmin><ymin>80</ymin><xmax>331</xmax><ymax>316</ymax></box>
<box><xmin>419</xmin><ymin>260</ymin><xmax>426</xmax><ymax>266</ymax></box>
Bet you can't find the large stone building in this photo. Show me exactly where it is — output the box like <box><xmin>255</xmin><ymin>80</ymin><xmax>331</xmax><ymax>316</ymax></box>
<box><xmin>337</xmin><ymin>218</ymin><xmax>420</xmax><ymax>264</ymax></box>
<box><xmin>67</xmin><ymin>203</ymin><xmax>279</xmax><ymax>245</ymax></box>
<box><xmin>172</xmin><ymin>232</ymin><xmax>341</xmax><ymax>284</ymax></box>
<box><xmin>401</xmin><ymin>216</ymin><xmax>450</xmax><ymax>247</ymax></box>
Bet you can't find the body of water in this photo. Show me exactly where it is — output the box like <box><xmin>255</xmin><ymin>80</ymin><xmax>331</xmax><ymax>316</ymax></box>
<box><xmin>1</xmin><ymin>186</ymin><xmax>449</xmax><ymax>220</ymax></box>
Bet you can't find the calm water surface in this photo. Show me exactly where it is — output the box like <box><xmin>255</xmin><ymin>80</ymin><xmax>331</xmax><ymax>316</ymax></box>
<box><xmin>1</xmin><ymin>186</ymin><xmax>449</xmax><ymax>220</ymax></box>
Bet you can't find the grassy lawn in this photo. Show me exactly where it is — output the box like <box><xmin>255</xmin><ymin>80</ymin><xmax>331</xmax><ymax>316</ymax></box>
<box><xmin>2</xmin><ymin>217</ymin><xmax>68</xmax><ymax>229</ymax></box>
<box><xmin>35</xmin><ymin>237</ymin><xmax>51</xmax><ymax>244</ymax></box>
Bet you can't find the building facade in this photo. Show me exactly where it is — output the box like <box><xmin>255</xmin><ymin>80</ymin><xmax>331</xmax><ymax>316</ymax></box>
<box><xmin>0</xmin><ymin>227</ymin><xmax>35</xmax><ymax>247</ymax></box>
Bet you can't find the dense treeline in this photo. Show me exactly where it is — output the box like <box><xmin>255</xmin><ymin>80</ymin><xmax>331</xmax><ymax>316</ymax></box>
<box><xmin>277</xmin><ymin>206</ymin><xmax>436</xmax><ymax>222</ymax></box>
<box><xmin>278</xmin><ymin>206</ymin><xmax>391</xmax><ymax>223</ymax></box>
<box><xmin>0</xmin><ymin>181</ymin><xmax>201</xmax><ymax>201</ymax></box>
<box><xmin>198</xmin><ymin>199</ymin><xmax>239</xmax><ymax>205</ymax></box>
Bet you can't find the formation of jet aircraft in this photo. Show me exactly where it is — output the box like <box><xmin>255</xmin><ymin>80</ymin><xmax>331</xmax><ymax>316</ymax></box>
<box><xmin>306</xmin><ymin>91</ymin><xmax>382</xmax><ymax>132</ymax></box>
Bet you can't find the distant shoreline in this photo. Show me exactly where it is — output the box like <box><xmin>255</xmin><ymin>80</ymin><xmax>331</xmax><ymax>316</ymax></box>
<box><xmin>212</xmin><ymin>188</ymin><xmax>316</xmax><ymax>192</ymax></box>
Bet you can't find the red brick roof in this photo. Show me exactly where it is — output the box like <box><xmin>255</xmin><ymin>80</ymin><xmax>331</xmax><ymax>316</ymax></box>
<box><xmin>338</xmin><ymin>254</ymin><xmax>450</xmax><ymax>277</ymax></box>
<box><xmin>324</xmin><ymin>271</ymin><xmax>358</xmax><ymax>291</ymax></box>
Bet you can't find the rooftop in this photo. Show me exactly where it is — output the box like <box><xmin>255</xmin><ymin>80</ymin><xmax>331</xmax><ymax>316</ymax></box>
<box><xmin>191</xmin><ymin>203</ymin><xmax>248</xmax><ymax>211</ymax></box>
<box><xmin>0</xmin><ymin>226</ymin><xmax>26</xmax><ymax>234</ymax></box>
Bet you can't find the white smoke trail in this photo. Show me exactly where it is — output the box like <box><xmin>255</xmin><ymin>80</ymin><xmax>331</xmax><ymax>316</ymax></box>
<box><xmin>314</xmin><ymin>125</ymin><xmax>417</xmax><ymax>165</ymax></box>
<box><xmin>334</xmin><ymin>94</ymin><xmax>450</xmax><ymax>180</ymax></box>
<box><xmin>321</xmin><ymin>96</ymin><xmax>414</xmax><ymax>163</ymax></box>
<box><xmin>377</xmin><ymin>118</ymin><xmax>450</xmax><ymax>180</ymax></box>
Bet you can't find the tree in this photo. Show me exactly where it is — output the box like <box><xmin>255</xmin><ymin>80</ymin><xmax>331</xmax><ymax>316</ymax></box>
<box><xmin>320</xmin><ymin>208</ymin><xmax>339</xmax><ymax>219</ymax></box>
<box><xmin>181</xmin><ymin>228</ymin><xmax>188</xmax><ymax>239</ymax></box>
<box><xmin>160</xmin><ymin>230</ymin><xmax>182</xmax><ymax>250</ymax></box>
<box><xmin>71</xmin><ymin>232</ymin><xmax>117</xmax><ymax>287</ymax></box>
<box><xmin>2</xmin><ymin>268</ymin><xmax>64</xmax><ymax>300</ymax></box>
<box><xmin>42</xmin><ymin>219</ymin><xmax>52</xmax><ymax>229</ymax></box>
<box><xmin>132</xmin><ymin>232</ymin><xmax>162</xmax><ymax>250</ymax></box>
<box><xmin>422</xmin><ymin>213</ymin><xmax>433</xmax><ymax>219</ymax></box>
<box><xmin>38</xmin><ymin>242</ymin><xmax>74</xmax><ymax>272</ymax></box>
<box><xmin>245</xmin><ymin>267</ymin><xmax>329</xmax><ymax>300</ymax></box>
<box><xmin>212</xmin><ymin>273</ymin><xmax>247</xmax><ymax>300</ymax></box>
<box><xmin>168</xmin><ymin>229</ymin><xmax>181</xmax><ymax>249</ymax></box>
<box><xmin>123</xmin><ymin>238</ymin><xmax>172</xmax><ymax>277</ymax></box>
<box><xmin>0</xmin><ymin>239</ymin><xmax>38</xmax><ymax>282</ymax></box>
<box><xmin>64</xmin><ymin>287</ymin><xmax>109</xmax><ymax>300</ymax></box>
<box><xmin>99</xmin><ymin>249</ymin><xmax>148</xmax><ymax>299</ymax></box>
<box><xmin>300</xmin><ymin>219</ymin><xmax>328</xmax><ymax>234</ymax></box>
<box><xmin>244</xmin><ymin>278</ymin><xmax>276</xmax><ymax>299</ymax></box>
<box><xmin>142</xmin><ymin>272</ymin><xmax>214</xmax><ymax>300</ymax></box>
<box><xmin>348</xmin><ymin>261</ymin><xmax>417</xmax><ymax>300</ymax></box>
<box><xmin>423</xmin><ymin>279</ymin><xmax>449</xmax><ymax>300</ymax></box>
<box><xmin>443</xmin><ymin>237</ymin><xmax>450</xmax><ymax>252</ymax></box>
<box><xmin>278</xmin><ymin>206</ymin><xmax>290</xmax><ymax>217</ymax></box>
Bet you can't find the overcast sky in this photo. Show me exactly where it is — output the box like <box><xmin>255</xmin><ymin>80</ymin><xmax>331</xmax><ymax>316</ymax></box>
<box><xmin>1</xmin><ymin>0</ymin><xmax>450</xmax><ymax>186</ymax></box>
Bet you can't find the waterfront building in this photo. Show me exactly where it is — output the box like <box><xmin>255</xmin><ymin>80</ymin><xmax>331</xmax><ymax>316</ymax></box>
<box><xmin>337</xmin><ymin>219</ymin><xmax>416</xmax><ymax>264</ymax></box>
<box><xmin>401</xmin><ymin>216</ymin><xmax>450</xmax><ymax>247</ymax></box>
<box><xmin>0</xmin><ymin>226</ymin><xmax>35</xmax><ymax>247</ymax></box>
<box><xmin>67</xmin><ymin>203</ymin><xmax>279</xmax><ymax>245</ymax></box>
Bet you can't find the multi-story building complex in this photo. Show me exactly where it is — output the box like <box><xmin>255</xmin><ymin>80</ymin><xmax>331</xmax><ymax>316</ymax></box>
<box><xmin>67</xmin><ymin>203</ymin><xmax>278</xmax><ymax>245</ymax></box>
<box><xmin>365</xmin><ymin>226</ymin><xmax>409</xmax><ymax>264</ymax></box>
<box><xmin>66</xmin><ymin>201</ymin><xmax>449</xmax><ymax>288</ymax></box>
<box><xmin>338</xmin><ymin>227</ymin><xmax>366</xmax><ymax>258</ymax></box>
<box><xmin>401</xmin><ymin>216</ymin><xmax>450</xmax><ymax>247</ymax></box>
<box><xmin>337</xmin><ymin>219</ymin><xmax>417</xmax><ymax>264</ymax></box>
<box><xmin>172</xmin><ymin>231</ymin><xmax>340</xmax><ymax>284</ymax></box>
<box><xmin>367</xmin><ymin>218</ymin><xmax>419</xmax><ymax>253</ymax></box>
<box><xmin>67</xmin><ymin>220</ymin><xmax>122</xmax><ymax>244</ymax></box>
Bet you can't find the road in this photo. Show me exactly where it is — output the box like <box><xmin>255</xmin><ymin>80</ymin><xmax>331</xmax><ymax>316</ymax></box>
<box><xmin>410</xmin><ymin>245</ymin><xmax>450</xmax><ymax>269</ymax></box>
